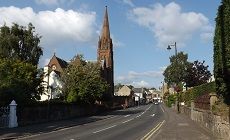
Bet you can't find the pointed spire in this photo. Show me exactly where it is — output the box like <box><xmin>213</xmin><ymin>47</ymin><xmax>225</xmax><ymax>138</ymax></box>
<box><xmin>101</xmin><ymin>6</ymin><xmax>110</xmax><ymax>39</ymax></box>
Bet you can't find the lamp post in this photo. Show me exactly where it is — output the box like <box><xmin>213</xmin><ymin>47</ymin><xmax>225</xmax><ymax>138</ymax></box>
<box><xmin>167</xmin><ymin>42</ymin><xmax>180</xmax><ymax>113</ymax></box>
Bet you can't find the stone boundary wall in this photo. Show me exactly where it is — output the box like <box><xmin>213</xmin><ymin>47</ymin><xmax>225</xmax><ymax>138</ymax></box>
<box><xmin>17</xmin><ymin>104</ymin><xmax>107</xmax><ymax>126</ymax></box>
<box><xmin>180</xmin><ymin>105</ymin><xmax>230</xmax><ymax>139</ymax></box>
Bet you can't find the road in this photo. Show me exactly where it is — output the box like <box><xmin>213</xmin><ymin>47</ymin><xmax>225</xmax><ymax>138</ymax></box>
<box><xmin>19</xmin><ymin>104</ymin><xmax>166</xmax><ymax>140</ymax></box>
<box><xmin>1</xmin><ymin>104</ymin><xmax>215</xmax><ymax>140</ymax></box>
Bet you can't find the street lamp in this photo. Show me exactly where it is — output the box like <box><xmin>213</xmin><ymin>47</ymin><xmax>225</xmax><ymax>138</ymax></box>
<box><xmin>167</xmin><ymin>42</ymin><xmax>180</xmax><ymax>113</ymax></box>
<box><xmin>167</xmin><ymin>42</ymin><xmax>177</xmax><ymax>56</ymax></box>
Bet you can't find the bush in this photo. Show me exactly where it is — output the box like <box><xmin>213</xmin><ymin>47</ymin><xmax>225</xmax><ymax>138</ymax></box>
<box><xmin>180</xmin><ymin>82</ymin><xmax>216</xmax><ymax>106</ymax></box>
<box><xmin>166</xmin><ymin>94</ymin><xmax>177</xmax><ymax>107</ymax></box>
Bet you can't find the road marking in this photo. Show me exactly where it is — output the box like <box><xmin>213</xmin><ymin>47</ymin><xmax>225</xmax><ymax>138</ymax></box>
<box><xmin>18</xmin><ymin>125</ymin><xmax>80</xmax><ymax>139</ymax></box>
<box><xmin>124</xmin><ymin>115</ymin><xmax>130</xmax><ymax>117</ymax></box>
<box><xmin>145</xmin><ymin>105</ymin><xmax>152</xmax><ymax>112</ymax></box>
<box><xmin>150</xmin><ymin>114</ymin><xmax>155</xmax><ymax>117</ymax></box>
<box><xmin>93</xmin><ymin>125</ymin><xmax>117</xmax><ymax>134</ymax></box>
<box><xmin>160</xmin><ymin>105</ymin><xmax>164</xmax><ymax>113</ymax></box>
<box><xmin>136</xmin><ymin>114</ymin><xmax>141</xmax><ymax>118</ymax></box>
<box><xmin>122</xmin><ymin>118</ymin><xmax>134</xmax><ymax>124</ymax></box>
<box><xmin>141</xmin><ymin>120</ymin><xmax>165</xmax><ymax>140</ymax></box>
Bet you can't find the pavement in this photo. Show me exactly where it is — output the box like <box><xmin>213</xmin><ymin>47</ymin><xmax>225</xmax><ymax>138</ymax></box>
<box><xmin>152</xmin><ymin>105</ymin><xmax>219</xmax><ymax>140</ymax></box>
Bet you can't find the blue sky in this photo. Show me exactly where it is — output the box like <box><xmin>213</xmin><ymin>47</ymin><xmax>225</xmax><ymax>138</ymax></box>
<box><xmin>0</xmin><ymin>0</ymin><xmax>221</xmax><ymax>89</ymax></box>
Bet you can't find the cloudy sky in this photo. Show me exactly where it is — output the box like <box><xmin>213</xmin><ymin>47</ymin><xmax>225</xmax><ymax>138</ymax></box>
<box><xmin>0</xmin><ymin>0</ymin><xmax>220</xmax><ymax>88</ymax></box>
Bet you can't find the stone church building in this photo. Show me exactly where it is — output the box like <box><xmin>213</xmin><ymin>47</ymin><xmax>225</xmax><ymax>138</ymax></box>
<box><xmin>97</xmin><ymin>6</ymin><xmax>114</xmax><ymax>100</ymax></box>
<box><xmin>41</xmin><ymin>7</ymin><xmax>114</xmax><ymax>101</ymax></box>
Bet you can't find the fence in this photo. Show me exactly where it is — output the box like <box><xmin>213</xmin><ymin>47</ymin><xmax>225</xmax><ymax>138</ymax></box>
<box><xmin>0</xmin><ymin>106</ymin><xmax>9</xmax><ymax>128</ymax></box>
<box><xmin>0</xmin><ymin>100</ymin><xmax>18</xmax><ymax>128</ymax></box>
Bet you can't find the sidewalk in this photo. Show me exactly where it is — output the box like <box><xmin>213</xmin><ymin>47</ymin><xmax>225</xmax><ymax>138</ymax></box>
<box><xmin>152</xmin><ymin>105</ymin><xmax>219</xmax><ymax>140</ymax></box>
<box><xmin>0</xmin><ymin>114</ymin><xmax>114</xmax><ymax>140</ymax></box>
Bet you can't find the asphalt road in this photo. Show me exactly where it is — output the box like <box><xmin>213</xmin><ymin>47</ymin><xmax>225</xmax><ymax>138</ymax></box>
<box><xmin>19</xmin><ymin>104</ymin><xmax>165</xmax><ymax>140</ymax></box>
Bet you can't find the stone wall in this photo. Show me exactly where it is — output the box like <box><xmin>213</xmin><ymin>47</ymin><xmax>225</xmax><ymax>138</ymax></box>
<box><xmin>180</xmin><ymin>104</ymin><xmax>230</xmax><ymax>139</ymax></box>
<box><xmin>191</xmin><ymin>107</ymin><xmax>230</xmax><ymax>139</ymax></box>
<box><xmin>17</xmin><ymin>104</ymin><xmax>106</xmax><ymax>126</ymax></box>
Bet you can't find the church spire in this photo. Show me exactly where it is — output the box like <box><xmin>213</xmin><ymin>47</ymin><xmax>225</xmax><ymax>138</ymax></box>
<box><xmin>101</xmin><ymin>6</ymin><xmax>110</xmax><ymax>39</ymax></box>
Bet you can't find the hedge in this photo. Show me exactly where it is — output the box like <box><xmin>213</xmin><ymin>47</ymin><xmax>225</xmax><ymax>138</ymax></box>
<box><xmin>180</xmin><ymin>82</ymin><xmax>216</xmax><ymax>106</ymax></box>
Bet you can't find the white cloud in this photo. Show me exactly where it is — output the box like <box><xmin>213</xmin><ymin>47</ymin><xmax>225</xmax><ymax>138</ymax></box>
<box><xmin>123</xmin><ymin>0</ymin><xmax>135</xmax><ymax>7</ymax></box>
<box><xmin>132</xmin><ymin>80</ymin><xmax>150</xmax><ymax>88</ymax></box>
<box><xmin>115</xmin><ymin>69</ymin><xmax>163</xmax><ymax>86</ymax></box>
<box><xmin>111</xmin><ymin>34</ymin><xmax>125</xmax><ymax>48</ymax></box>
<box><xmin>0</xmin><ymin>6</ymin><xmax>97</xmax><ymax>48</ymax></box>
<box><xmin>129</xmin><ymin>2</ymin><xmax>213</xmax><ymax>47</ymax></box>
<box><xmin>35</xmin><ymin>0</ymin><xmax>75</xmax><ymax>6</ymax></box>
<box><xmin>35</xmin><ymin>0</ymin><xmax>59</xmax><ymax>5</ymax></box>
<box><xmin>200</xmin><ymin>25</ymin><xmax>214</xmax><ymax>42</ymax></box>
<box><xmin>129</xmin><ymin>70</ymin><xmax>162</xmax><ymax>78</ymax></box>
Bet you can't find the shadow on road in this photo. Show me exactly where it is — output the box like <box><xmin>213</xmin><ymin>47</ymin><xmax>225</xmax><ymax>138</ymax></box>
<box><xmin>0</xmin><ymin>116</ymin><xmax>105</xmax><ymax>139</ymax></box>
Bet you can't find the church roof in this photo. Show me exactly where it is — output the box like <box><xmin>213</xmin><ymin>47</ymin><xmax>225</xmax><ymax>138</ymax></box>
<box><xmin>101</xmin><ymin>6</ymin><xmax>110</xmax><ymax>39</ymax></box>
<box><xmin>55</xmin><ymin>56</ymin><xmax>68</xmax><ymax>68</ymax></box>
<box><xmin>48</xmin><ymin>54</ymin><xmax>68</xmax><ymax>73</ymax></box>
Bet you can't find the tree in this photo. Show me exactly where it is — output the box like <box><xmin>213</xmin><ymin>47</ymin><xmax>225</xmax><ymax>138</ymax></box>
<box><xmin>185</xmin><ymin>60</ymin><xmax>212</xmax><ymax>87</ymax></box>
<box><xmin>163</xmin><ymin>52</ymin><xmax>191</xmax><ymax>86</ymax></box>
<box><xmin>61</xmin><ymin>55</ymin><xmax>108</xmax><ymax>105</ymax></box>
<box><xmin>214</xmin><ymin>0</ymin><xmax>230</xmax><ymax>105</ymax></box>
<box><xmin>0</xmin><ymin>23</ymin><xmax>43</xmax><ymax>66</ymax></box>
<box><xmin>0</xmin><ymin>23</ymin><xmax>43</xmax><ymax>106</ymax></box>
<box><xmin>114</xmin><ymin>83</ymin><xmax>124</xmax><ymax>92</ymax></box>
<box><xmin>0</xmin><ymin>59</ymin><xmax>43</xmax><ymax>106</ymax></box>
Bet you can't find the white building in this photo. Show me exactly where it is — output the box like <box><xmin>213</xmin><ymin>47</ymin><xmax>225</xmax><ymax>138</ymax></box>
<box><xmin>40</xmin><ymin>54</ymin><xmax>68</xmax><ymax>101</ymax></box>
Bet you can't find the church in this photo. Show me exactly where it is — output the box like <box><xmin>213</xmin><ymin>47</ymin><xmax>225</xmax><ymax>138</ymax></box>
<box><xmin>41</xmin><ymin>7</ymin><xmax>114</xmax><ymax>101</ymax></box>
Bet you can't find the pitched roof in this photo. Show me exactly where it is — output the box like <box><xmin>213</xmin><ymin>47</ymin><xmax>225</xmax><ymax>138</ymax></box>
<box><xmin>56</xmin><ymin>56</ymin><xmax>68</xmax><ymax>68</ymax></box>
<box><xmin>133</xmin><ymin>88</ymin><xmax>144</xmax><ymax>93</ymax></box>
<box><xmin>115</xmin><ymin>85</ymin><xmax>133</xmax><ymax>96</ymax></box>
<box><xmin>47</xmin><ymin>54</ymin><xmax>68</xmax><ymax>73</ymax></box>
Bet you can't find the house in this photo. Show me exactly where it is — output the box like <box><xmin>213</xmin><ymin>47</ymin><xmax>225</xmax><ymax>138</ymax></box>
<box><xmin>149</xmin><ymin>89</ymin><xmax>162</xmax><ymax>103</ymax></box>
<box><xmin>133</xmin><ymin>88</ymin><xmax>147</xmax><ymax>105</ymax></box>
<box><xmin>145</xmin><ymin>90</ymin><xmax>153</xmax><ymax>103</ymax></box>
<box><xmin>114</xmin><ymin>85</ymin><xmax>134</xmax><ymax>108</ymax></box>
<box><xmin>41</xmin><ymin>54</ymin><xmax>68</xmax><ymax>101</ymax></box>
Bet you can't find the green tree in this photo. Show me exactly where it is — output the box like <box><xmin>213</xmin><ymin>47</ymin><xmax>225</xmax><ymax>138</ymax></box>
<box><xmin>0</xmin><ymin>59</ymin><xmax>43</xmax><ymax>106</ymax></box>
<box><xmin>61</xmin><ymin>55</ymin><xmax>108</xmax><ymax>105</ymax></box>
<box><xmin>0</xmin><ymin>23</ymin><xmax>42</xmax><ymax>66</ymax></box>
<box><xmin>0</xmin><ymin>23</ymin><xmax>43</xmax><ymax>106</ymax></box>
<box><xmin>214</xmin><ymin>0</ymin><xmax>230</xmax><ymax>105</ymax></box>
<box><xmin>163</xmin><ymin>52</ymin><xmax>191</xmax><ymax>86</ymax></box>
<box><xmin>185</xmin><ymin>60</ymin><xmax>212</xmax><ymax>87</ymax></box>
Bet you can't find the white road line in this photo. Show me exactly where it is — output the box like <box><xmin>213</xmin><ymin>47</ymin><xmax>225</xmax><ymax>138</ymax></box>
<box><xmin>93</xmin><ymin>125</ymin><xmax>117</xmax><ymax>134</ymax></box>
<box><xmin>122</xmin><ymin>118</ymin><xmax>134</xmax><ymax>124</ymax></box>
<box><xmin>124</xmin><ymin>115</ymin><xmax>130</xmax><ymax>117</ymax></box>
<box><xmin>136</xmin><ymin>114</ymin><xmax>141</xmax><ymax>118</ymax></box>
<box><xmin>160</xmin><ymin>106</ymin><xmax>164</xmax><ymax>112</ymax></box>
<box><xmin>145</xmin><ymin>105</ymin><xmax>152</xmax><ymax>111</ymax></box>
<box><xmin>151</xmin><ymin>114</ymin><xmax>155</xmax><ymax>117</ymax></box>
